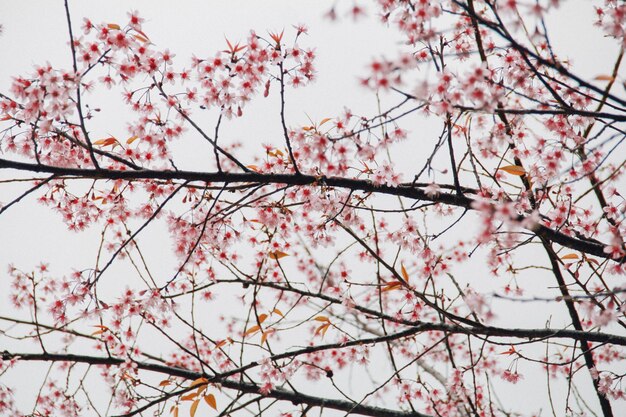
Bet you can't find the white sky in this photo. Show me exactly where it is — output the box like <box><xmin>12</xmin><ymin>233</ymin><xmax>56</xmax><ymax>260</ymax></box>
<box><xmin>0</xmin><ymin>1</ymin><xmax>624</xmax><ymax>416</ymax></box>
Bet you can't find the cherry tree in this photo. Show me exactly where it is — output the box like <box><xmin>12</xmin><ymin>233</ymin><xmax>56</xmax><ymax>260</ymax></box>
<box><xmin>1</xmin><ymin>1</ymin><xmax>626</xmax><ymax>416</ymax></box>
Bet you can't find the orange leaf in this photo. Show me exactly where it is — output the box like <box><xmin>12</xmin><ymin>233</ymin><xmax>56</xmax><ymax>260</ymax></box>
<box><xmin>214</xmin><ymin>339</ymin><xmax>229</xmax><ymax>349</ymax></box>
<box><xmin>204</xmin><ymin>394</ymin><xmax>217</xmax><ymax>410</ymax></box>
<box><xmin>0</xmin><ymin>114</ymin><xmax>11</xmax><ymax>121</ymax></box>
<box><xmin>93</xmin><ymin>137</ymin><xmax>118</xmax><ymax>147</ymax></box>
<box><xmin>498</xmin><ymin>165</ymin><xmax>526</xmax><ymax>176</ymax></box>
<box><xmin>189</xmin><ymin>377</ymin><xmax>208</xmax><ymax>389</ymax></box>
<box><xmin>91</xmin><ymin>325</ymin><xmax>109</xmax><ymax>336</ymax></box>
<box><xmin>272</xmin><ymin>308</ymin><xmax>284</xmax><ymax>317</ymax></box>
<box><xmin>134</xmin><ymin>34</ymin><xmax>149</xmax><ymax>43</ymax></box>
<box><xmin>268</xmin><ymin>250</ymin><xmax>289</xmax><ymax>260</ymax></box>
<box><xmin>180</xmin><ymin>392</ymin><xmax>198</xmax><ymax>401</ymax></box>
<box><xmin>594</xmin><ymin>74</ymin><xmax>615</xmax><ymax>81</ymax></box>
<box><xmin>500</xmin><ymin>346</ymin><xmax>517</xmax><ymax>355</ymax></box>
<box><xmin>313</xmin><ymin>315</ymin><xmax>329</xmax><ymax>322</ymax></box>
<box><xmin>107</xmin><ymin>23</ymin><xmax>121</xmax><ymax>30</ymax></box>
<box><xmin>382</xmin><ymin>281</ymin><xmax>403</xmax><ymax>292</ymax></box>
<box><xmin>400</xmin><ymin>263</ymin><xmax>409</xmax><ymax>283</ymax></box>
<box><xmin>560</xmin><ymin>253</ymin><xmax>579</xmax><ymax>260</ymax></box>
<box><xmin>257</xmin><ymin>314</ymin><xmax>268</xmax><ymax>324</ymax></box>
<box><xmin>171</xmin><ymin>405</ymin><xmax>179</xmax><ymax>417</ymax></box>
<box><xmin>126</xmin><ymin>135</ymin><xmax>139</xmax><ymax>144</ymax></box>
<box><xmin>159</xmin><ymin>379</ymin><xmax>172</xmax><ymax>387</ymax></box>
<box><xmin>319</xmin><ymin>117</ymin><xmax>332</xmax><ymax>126</ymax></box>
<box><xmin>247</xmin><ymin>165</ymin><xmax>260</xmax><ymax>172</ymax></box>
<box><xmin>315</xmin><ymin>322</ymin><xmax>331</xmax><ymax>337</ymax></box>
<box><xmin>260</xmin><ymin>331</ymin><xmax>269</xmax><ymax>345</ymax></box>
<box><xmin>244</xmin><ymin>325</ymin><xmax>261</xmax><ymax>336</ymax></box>
<box><xmin>190</xmin><ymin>398</ymin><xmax>200</xmax><ymax>417</ymax></box>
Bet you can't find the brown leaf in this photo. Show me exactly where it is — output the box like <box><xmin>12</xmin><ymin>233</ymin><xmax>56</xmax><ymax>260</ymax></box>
<box><xmin>268</xmin><ymin>250</ymin><xmax>289</xmax><ymax>260</ymax></box>
<box><xmin>382</xmin><ymin>281</ymin><xmax>403</xmax><ymax>292</ymax></box>
<box><xmin>190</xmin><ymin>398</ymin><xmax>200</xmax><ymax>417</ymax></box>
<box><xmin>498</xmin><ymin>165</ymin><xmax>526</xmax><ymax>176</ymax></box>
<box><xmin>594</xmin><ymin>74</ymin><xmax>615</xmax><ymax>82</ymax></box>
<box><xmin>189</xmin><ymin>377</ymin><xmax>208</xmax><ymax>389</ymax></box>
<box><xmin>244</xmin><ymin>325</ymin><xmax>261</xmax><ymax>336</ymax></box>
<box><xmin>400</xmin><ymin>263</ymin><xmax>409</xmax><ymax>283</ymax></box>
<box><xmin>204</xmin><ymin>394</ymin><xmax>217</xmax><ymax>410</ymax></box>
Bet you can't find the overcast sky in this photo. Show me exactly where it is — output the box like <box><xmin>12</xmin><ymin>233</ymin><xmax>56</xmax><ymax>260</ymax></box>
<box><xmin>1</xmin><ymin>1</ymin><xmax>624</xmax><ymax>415</ymax></box>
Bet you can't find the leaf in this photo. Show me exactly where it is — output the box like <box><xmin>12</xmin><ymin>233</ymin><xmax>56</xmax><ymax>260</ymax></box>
<box><xmin>560</xmin><ymin>253</ymin><xmax>579</xmax><ymax>260</ymax></box>
<box><xmin>319</xmin><ymin>117</ymin><xmax>333</xmax><ymax>126</ymax></box>
<box><xmin>260</xmin><ymin>331</ymin><xmax>269</xmax><ymax>345</ymax></box>
<box><xmin>244</xmin><ymin>325</ymin><xmax>261</xmax><ymax>336</ymax></box>
<box><xmin>171</xmin><ymin>405</ymin><xmax>179</xmax><ymax>417</ymax></box>
<box><xmin>315</xmin><ymin>322</ymin><xmax>331</xmax><ymax>337</ymax></box>
<box><xmin>257</xmin><ymin>313</ymin><xmax>268</xmax><ymax>324</ymax></box>
<box><xmin>268</xmin><ymin>250</ymin><xmax>289</xmax><ymax>260</ymax></box>
<box><xmin>214</xmin><ymin>339</ymin><xmax>229</xmax><ymax>349</ymax></box>
<box><xmin>189</xmin><ymin>377</ymin><xmax>208</xmax><ymax>389</ymax></box>
<box><xmin>126</xmin><ymin>135</ymin><xmax>139</xmax><ymax>144</ymax></box>
<box><xmin>382</xmin><ymin>281</ymin><xmax>403</xmax><ymax>292</ymax></box>
<box><xmin>180</xmin><ymin>392</ymin><xmax>198</xmax><ymax>401</ymax></box>
<box><xmin>107</xmin><ymin>23</ymin><xmax>121</xmax><ymax>30</ymax></box>
<box><xmin>246</xmin><ymin>165</ymin><xmax>260</xmax><ymax>172</ymax></box>
<box><xmin>594</xmin><ymin>74</ymin><xmax>615</xmax><ymax>82</ymax></box>
<box><xmin>204</xmin><ymin>394</ymin><xmax>217</xmax><ymax>410</ymax></box>
<box><xmin>400</xmin><ymin>263</ymin><xmax>409</xmax><ymax>283</ymax></box>
<box><xmin>134</xmin><ymin>34</ymin><xmax>149</xmax><ymax>43</ymax></box>
<box><xmin>498</xmin><ymin>165</ymin><xmax>526</xmax><ymax>176</ymax></box>
<box><xmin>190</xmin><ymin>398</ymin><xmax>200</xmax><ymax>417</ymax></box>
<box><xmin>159</xmin><ymin>379</ymin><xmax>172</xmax><ymax>387</ymax></box>
<box><xmin>91</xmin><ymin>325</ymin><xmax>109</xmax><ymax>336</ymax></box>
<box><xmin>500</xmin><ymin>346</ymin><xmax>517</xmax><ymax>355</ymax></box>
<box><xmin>313</xmin><ymin>315</ymin><xmax>329</xmax><ymax>322</ymax></box>
<box><xmin>93</xmin><ymin>137</ymin><xmax>118</xmax><ymax>147</ymax></box>
<box><xmin>272</xmin><ymin>308</ymin><xmax>284</xmax><ymax>317</ymax></box>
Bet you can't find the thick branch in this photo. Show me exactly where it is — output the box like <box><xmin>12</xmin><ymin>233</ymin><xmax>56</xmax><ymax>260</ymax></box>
<box><xmin>0</xmin><ymin>158</ymin><xmax>621</xmax><ymax>262</ymax></box>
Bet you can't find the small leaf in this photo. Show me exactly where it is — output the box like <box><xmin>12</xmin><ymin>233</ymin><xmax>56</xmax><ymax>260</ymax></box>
<box><xmin>268</xmin><ymin>250</ymin><xmax>289</xmax><ymax>260</ymax></box>
<box><xmin>594</xmin><ymin>74</ymin><xmax>615</xmax><ymax>82</ymax></box>
<box><xmin>382</xmin><ymin>281</ymin><xmax>403</xmax><ymax>292</ymax></box>
<box><xmin>400</xmin><ymin>263</ymin><xmax>409</xmax><ymax>283</ymax></box>
<box><xmin>107</xmin><ymin>23</ymin><xmax>121</xmax><ymax>30</ymax></box>
<box><xmin>313</xmin><ymin>315</ymin><xmax>329</xmax><ymax>322</ymax></box>
<box><xmin>126</xmin><ymin>135</ymin><xmax>139</xmax><ymax>144</ymax></box>
<box><xmin>189</xmin><ymin>377</ymin><xmax>208</xmax><ymax>389</ymax></box>
<box><xmin>180</xmin><ymin>392</ymin><xmax>198</xmax><ymax>401</ymax></box>
<box><xmin>257</xmin><ymin>313</ymin><xmax>268</xmax><ymax>324</ymax></box>
<box><xmin>204</xmin><ymin>394</ymin><xmax>217</xmax><ymax>410</ymax></box>
<box><xmin>246</xmin><ymin>165</ymin><xmax>260</xmax><ymax>172</ymax></box>
<box><xmin>190</xmin><ymin>398</ymin><xmax>200</xmax><ymax>417</ymax></box>
<box><xmin>159</xmin><ymin>379</ymin><xmax>172</xmax><ymax>387</ymax></box>
<box><xmin>498</xmin><ymin>165</ymin><xmax>526</xmax><ymax>176</ymax></box>
<box><xmin>134</xmin><ymin>34</ymin><xmax>149</xmax><ymax>43</ymax></box>
<box><xmin>91</xmin><ymin>325</ymin><xmax>109</xmax><ymax>336</ymax></box>
<box><xmin>315</xmin><ymin>322</ymin><xmax>331</xmax><ymax>337</ymax></box>
<box><xmin>319</xmin><ymin>117</ymin><xmax>333</xmax><ymax>126</ymax></box>
<box><xmin>560</xmin><ymin>253</ymin><xmax>580</xmax><ymax>260</ymax></box>
<box><xmin>500</xmin><ymin>346</ymin><xmax>517</xmax><ymax>355</ymax></box>
<box><xmin>272</xmin><ymin>308</ymin><xmax>284</xmax><ymax>317</ymax></box>
<box><xmin>93</xmin><ymin>137</ymin><xmax>118</xmax><ymax>147</ymax></box>
<box><xmin>260</xmin><ymin>331</ymin><xmax>269</xmax><ymax>345</ymax></box>
<box><xmin>244</xmin><ymin>325</ymin><xmax>261</xmax><ymax>336</ymax></box>
<box><xmin>214</xmin><ymin>339</ymin><xmax>229</xmax><ymax>349</ymax></box>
